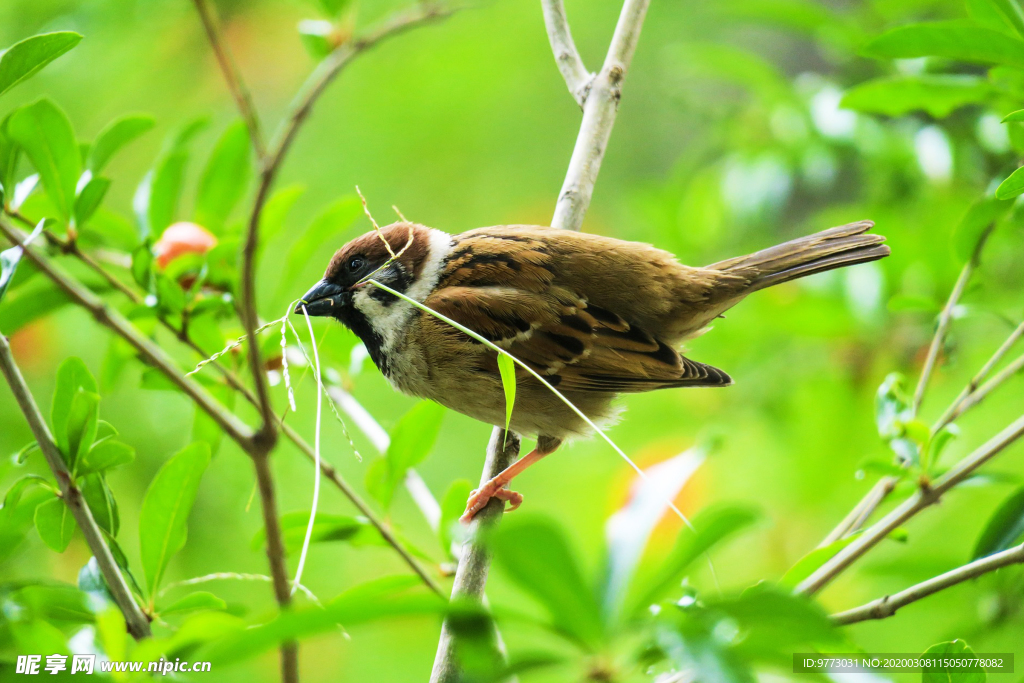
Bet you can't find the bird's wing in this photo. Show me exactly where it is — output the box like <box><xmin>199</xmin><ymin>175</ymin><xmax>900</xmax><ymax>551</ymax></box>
<box><xmin>422</xmin><ymin>281</ymin><xmax>731</xmax><ymax>393</ymax></box>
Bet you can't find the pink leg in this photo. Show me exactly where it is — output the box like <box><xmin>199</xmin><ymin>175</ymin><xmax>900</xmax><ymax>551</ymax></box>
<box><xmin>460</xmin><ymin>439</ymin><xmax>560</xmax><ymax>522</ymax></box>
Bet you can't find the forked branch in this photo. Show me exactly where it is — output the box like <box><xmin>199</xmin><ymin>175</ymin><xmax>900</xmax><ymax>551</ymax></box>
<box><xmin>832</xmin><ymin>543</ymin><xmax>1024</xmax><ymax>625</ymax></box>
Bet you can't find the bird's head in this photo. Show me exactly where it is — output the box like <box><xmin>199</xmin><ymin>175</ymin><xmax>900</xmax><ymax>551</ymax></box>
<box><xmin>294</xmin><ymin>222</ymin><xmax>452</xmax><ymax>366</ymax></box>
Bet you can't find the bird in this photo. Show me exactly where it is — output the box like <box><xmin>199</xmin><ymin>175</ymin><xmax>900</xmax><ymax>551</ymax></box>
<box><xmin>296</xmin><ymin>220</ymin><xmax>888</xmax><ymax>521</ymax></box>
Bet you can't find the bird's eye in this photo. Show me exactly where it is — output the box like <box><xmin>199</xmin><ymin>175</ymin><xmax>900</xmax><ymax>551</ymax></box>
<box><xmin>347</xmin><ymin>256</ymin><xmax>366</xmax><ymax>272</ymax></box>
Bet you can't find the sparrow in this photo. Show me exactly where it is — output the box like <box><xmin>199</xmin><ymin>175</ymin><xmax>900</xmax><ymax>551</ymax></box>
<box><xmin>296</xmin><ymin>220</ymin><xmax>888</xmax><ymax>521</ymax></box>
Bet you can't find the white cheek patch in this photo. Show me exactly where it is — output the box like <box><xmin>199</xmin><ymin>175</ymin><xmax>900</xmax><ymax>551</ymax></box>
<box><xmin>354</xmin><ymin>228</ymin><xmax>453</xmax><ymax>357</ymax></box>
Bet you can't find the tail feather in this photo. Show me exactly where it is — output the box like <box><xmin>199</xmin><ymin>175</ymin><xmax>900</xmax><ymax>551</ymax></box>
<box><xmin>707</xmin><ymin>220</ymin><xmax>888</xmax><ymax>292</ymax></box>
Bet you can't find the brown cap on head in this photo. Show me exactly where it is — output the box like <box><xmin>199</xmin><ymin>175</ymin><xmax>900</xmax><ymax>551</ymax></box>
<box><xmin>325</xmin><ymin>222</ymin><xmax>431</xmax><ymax>281</ymax></box>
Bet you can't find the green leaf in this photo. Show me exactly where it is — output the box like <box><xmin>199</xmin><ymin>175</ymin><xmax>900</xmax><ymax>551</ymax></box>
<box><xmin>73</xmin><ymin>173</ymin><xmax>111</xmax><ymax>229</ymax></box>
<box><xmin>368</xmin><ymin>401</ymin><xmax>445</xmax><ymax>509</ymax></box>
<box><xmin>158</xmin><ymin>591</ymin><xmax>227</xmax><ymax>616</ymax></box>
<box><xmin>65</xmin><ymin>389</ymin><xmax>100</xmax><ymax>469</ymax></box>
<box><xmin>1002</xmin><ymin>109</ymin><xmax>1024</xmax><ymax>121</ymax></box>
<box><xmin>34</xmin><ymin>495</ymin><xmax>75</xmax><ymax>552</ymax></box>
<box><xmin>309</xmin><ymin>0</ymin><xmax>354</xmax><ymax>18</ymax></box>
<box><xmin>712</xmin><ymin>585</ymin><xmax>839</xmax><ymax>652</ymax></box>
<box><xmin>631</xmin><ymin>504</ymin><xmax>760</xmax><ymax>616</ymax></box>
<box><xmin>8</xmin><ymin>98</ymin><xmax>81</xmax><ymax>220</ymax></box>
<box><xmin>251</xmin><ymin>511</ymin><xmax>383</xmax><ymax>551</ymax></box>
<box><xmin>131</xmin><ymin>242</ymin><xmax>154</xmax><ymax>290</ymax></box>
<box><xmin>259</xmin><ymin>184</ymin><xmax>305</xmax><ymax>243</ymax></box>
<box><xmin>780</xmin><ymin>533</ymin><xmax>861</xmax><ymax>588</ymax></box>
<box><xmin>134</xmin><ymin>117</ymin><xmax>208</xmax><ymax>239</ymax></box>
<box><xmin>0</xmin><ymin>475</ymin><xmax>51</xmax><ymax>562</ymax></box>
<box><xmin>13</xmin><ymin>584</ymin><xmax>94</xmax><ymax>624</ymax></box>
<box><xmin>139</xmin><ymin>442</ymin><xmax>211</xmax><ymax>596</ymax></box>
<box><xmin>492</xmin><ymin>516</ymin><xmax>604</xmax><ymax>647</ymax></box>
<box><xmin>283</xmin><ymin>195</ymin><xmax>362</xmax><ymax>282</ymax></box>
<box><xmin>497</xmin><ymin>353</ymin><xmax>516</xmax><ymax>435</ymax></box>
<box><xmin>996</xmin><ymin>166</ymin><xmax>1024</xmax><ymax>199</ymax></box>
<box><xmin>973</xmin><ymin>486</ymin><xmax>1024</xmax><ymax>559</ymax></box>
<box><xmin>88</xmin><ymin>113</ymin><xmax>155</xmax><ymax>172</ymax></box>
<box><xmin>439</xmin><ymin>479</ymin><xmax>473</xmax><ymax>559</ymax></box>
<box><xmin>81</xmin><ymin>473</ymin><xmax>119</xmax><ymax>537</ymax></box>
<box><xmin>194</xmin><ymin>120</ymin><xmax>252</xmax><ymax>233</ymax></box>
<box><xmin>861</xmin><ymin>22</ymin><xmax>1024</xmax><ymax>69</ymax></box>
<box><xmin>204</xmin><ymin>576</ymin><xmax>444</xmax><ymax>665</ymax></box>
<box><xmin>0</xmin><ymin>114</ymin><xmax>21</xmax><ymax>204</ymax></box>
<box><xmin>50</xmin><ymin>357</ymin><xmax>98</xmax><ymax>462</ymax></box>
<box><xmin>0</xmin><ymin>32</ymin><xmax>83</xmax><ymax>99</ymax></box>
<box><xmin>967</xmin><ymin>0</ymin><xmax>1024</xmax><ymax>38</ymax></box>
<box><xmin>952</xmin><ymin>196</ymin><xmax>1011</xmax><ymax>261</ymax></box>
<box><xmin>840</xmin><ymin>75</ymin><xmax>991</xmax><ymax>118</ymax></box>
<box><xmin>922</xmin><ymin>640</ymin><xmax>986</xmax><ymax>683</ymax></box>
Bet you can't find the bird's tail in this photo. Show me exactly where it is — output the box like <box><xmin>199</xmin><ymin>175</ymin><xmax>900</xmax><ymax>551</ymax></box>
<box><xmin>706</xmin><ymin>220</ymin><xmax>889</xmax><ymax>292</ymax></box>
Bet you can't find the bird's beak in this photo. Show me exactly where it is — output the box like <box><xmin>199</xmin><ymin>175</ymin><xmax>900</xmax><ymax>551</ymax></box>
<box><xmin>295</xmin><ymin>279</ymin><xmax>348</xmax><ymax>317</ymax></box>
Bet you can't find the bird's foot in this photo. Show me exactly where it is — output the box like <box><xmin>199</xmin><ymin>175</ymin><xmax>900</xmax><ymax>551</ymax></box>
<box><xmin>460</xmin><ymin>482</ymin><xmax>523</xmax><ymax>523</ymax></box>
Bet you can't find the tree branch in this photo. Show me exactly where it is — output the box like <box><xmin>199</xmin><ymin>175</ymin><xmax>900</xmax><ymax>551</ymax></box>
<box><xmin>541</xmin><ymin>0</ymin><xmax>592</xmax><ymax>107</ymax></box>
<box><xmin>429</xmin><ymin>430</ymin><xmax>520</xmax><ymax>683</ymax></box>
<box><xmin>796</xmin><ymin>410</ymin><xmax>1024</xmax><ymax>596</ymax></box>
<box><xmin>550</xmin><ymin>0</ymin><xmax>650</xmax><ymax>232</ymax></box>
<box><xmin>190</xmin><ymin>0</ymin><xmax>265</xmax><ymax>157</ymax></box>
<box><xmin>832</xmin><ymin>543</ymin><xmax>1024</xmax><ymax>625</ymax></box>
<box><xmin>818</xmin><ymin>476</ymin><xmax>897</xmax><ymax>548</ymax></box>
<box><xmin>0</xmin><ymin>333</ymin><xmax>152</xmax><ymax>641</ymax></box>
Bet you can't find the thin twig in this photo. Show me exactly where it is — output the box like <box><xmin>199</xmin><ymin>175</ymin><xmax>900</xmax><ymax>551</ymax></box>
<box><xmin>941</xmin><ymin>351</ymin><xmax>1024</xmax><ymax>428</ymax></box>
<box><xmin>912</xmin><ymin>231</ymin><xmax>989</xmax><ymax>414</ymax></box>
<box><xmin>818</xmin><ymin>476</ymin><xmax>897</xmax><ymax>548</ymax></box>
<box><xmin>796</xmin><ymin>410</ymin><xmax>1024</xmax><ymax>596</ymax></box>
<box><xmin>0</xmin><ymin>334</ymin><xmax>152</xmax><ymax>640</ymax></box>
<box><xmin>190</xmin><ymin>0</ymin><xmax>266</xmax><ymax>157</ymax></box>
<box><xmin>550</xmin><ymin>0</ymin><xmax>651</xmax><ymax>233</ymax></box>
<box><xmin>540</xmin><ymin>0</ymin><xmax>592</xmax><ymax>107</ymax></box>
<box><xmin>832</xmin><ymin>543</ymin><xmax>1024</xmax><ymax>625</ymax></box>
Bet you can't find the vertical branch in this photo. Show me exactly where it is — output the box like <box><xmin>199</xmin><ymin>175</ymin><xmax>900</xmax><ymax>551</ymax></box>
<box><xmin>430</xmin><ymin>430</ymin><xmax>520</xmax><ymax>683</ymax></box>
<box><xmin>0</xmin><ymin>334</ymin><xmax>151</xmax><ymax>641</ymax></box>
<box><xmin>190</xmin><ymin>0</ymin><xmax>266</xmax><ymax>157</ymax></box>
<box><xmin>550</xmin><ymin>0</ymin><xmax>651</xmax><ymax>232</ymax></box>
<box><xmin>433</xmin><ymin>0</ymin><xmax>650</xmax><ymax>678</ymax></box>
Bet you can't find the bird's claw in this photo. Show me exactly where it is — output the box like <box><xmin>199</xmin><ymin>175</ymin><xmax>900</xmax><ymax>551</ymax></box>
<box><xmin>460</xmin><ymin>485</ymin><xmax>523</xmax><ymax>523</ymax></box>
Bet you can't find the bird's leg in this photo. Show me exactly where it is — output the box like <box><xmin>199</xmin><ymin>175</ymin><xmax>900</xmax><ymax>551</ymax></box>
<box><xmin>460</xmin><ymin>436</ymin><xmax>562</xmax><ymax>522</ymax></box>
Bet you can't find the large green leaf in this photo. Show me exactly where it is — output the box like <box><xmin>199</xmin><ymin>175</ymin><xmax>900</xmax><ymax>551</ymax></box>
<box><xmin>34</xmin><ymin>495</ymin><xmax>75</xmax><ymax>552</ymax></box>
<box><xmin>841</xmin><ymin>76</ymin><xmax>991</xmax><ymax>118</ymax></box>
<box><xmin>492</xmin><ymin>516</ymin><xmax>605</xmax><ymax>648</ymax></box>
<box><xmin>194</xmin><ymin>120</ymin><xmax>252</xmax><ymax>233</ymax></box>
<box><xmin>0</xmin><ymin>32</ymin><xmax>83</xmax><ymax>99</ymax></box>
<box><xmin>780</xmin><ymin>533</ymin><xmax>860</xmax><ymax>588</ymax></box>
<box><xmin>922</xmin><ymin>640</ymin><xmax>986</xmax><ymax>683</ymax></box>
<box><xmin>367</xmin><ymin>401</ymin><xmax>445</xmax><ymax>509</ymax></box>
<box><xmin>951</xmin><ymin>195</ymin><xmax>1012</xmax><ymax>261</ymax></box>
<box><xmin>0</xmin><ymin>114</ymin><xmax>20</xmax><ymax>201</ymax></box>
<box><xmin>88</xmin><ymin>113</ymin><xmax>155</xmax><ymax>172</ymax></box>
<box><xmin>64</xmin><ymin>389</ymin><xmax>100</xmax><ymax>469</ymax></box>
<box><xmin>133</xmin><ymin>117</ymin><xmax>208</xmax><ymax>239</ymax></box>
<box><xmin>251</xmin><ymin>511</ymin><xmax>383</xmax><ymax>551</ymax></box>
<box><xmin>50</xmin><ymin>357</ymin><xmax>99</xmax><ymax>463</ymax></box>
<box><xmin>973</xmin><ymin>486</ymin><xmax>1024</xmax><ymax>559</ymax></box>
<box><xmin>862</xmin><ymin>22</ymin><xmax>1024</xmax><ymax>69</ymax></box>
<box><xmin>967</xmin><ymin>0</ymin><xmax>1024</xmax><ymax>38</ymax></box>
<box><xmin>81</xmin><ymin>473</ymin><xmax>119</xmax><ymax>537</ymax></box>
<box><xmin>995</xmin><ymin>166</ymin><xmax>1024</xmax><ymax>199</ymax></box>
<box><xmin>629</xmin><ymin>504</ymin><xmax>760</xmax><ymax>617</ymax></box>
<box><xmin>139</xmin><ymin>442</ymin><xmax>211</xmax><ymax>596</ymax></box>
<box><xmin>203</xmin><ymin>576</ymin><xmax>444</xmax><ymax>664</ymax></box>
<box><xmin>0</xmin><ymin>476</ymin><xmax>52</xmax><ymax>563</ymax></box>
<box><xmin>8</xmin><ymin>98</ymin><xmax>81</xmax><ymax>220</ymax></box>
<box><xmin>158</xmin><ymin>591</ymin><xmax>227</xmax><ymax>617</ymax></box>
<box><xmin>73</xmin><ymin>174</ymin><xmax>111</xmax><ymax>229</ymax></box>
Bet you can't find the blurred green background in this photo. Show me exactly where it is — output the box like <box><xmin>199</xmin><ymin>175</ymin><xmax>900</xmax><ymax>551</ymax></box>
<box><xmin>2</xmin><ymin>0</ymin><xmax>1023</xmax><ymax>680</ymax></box>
